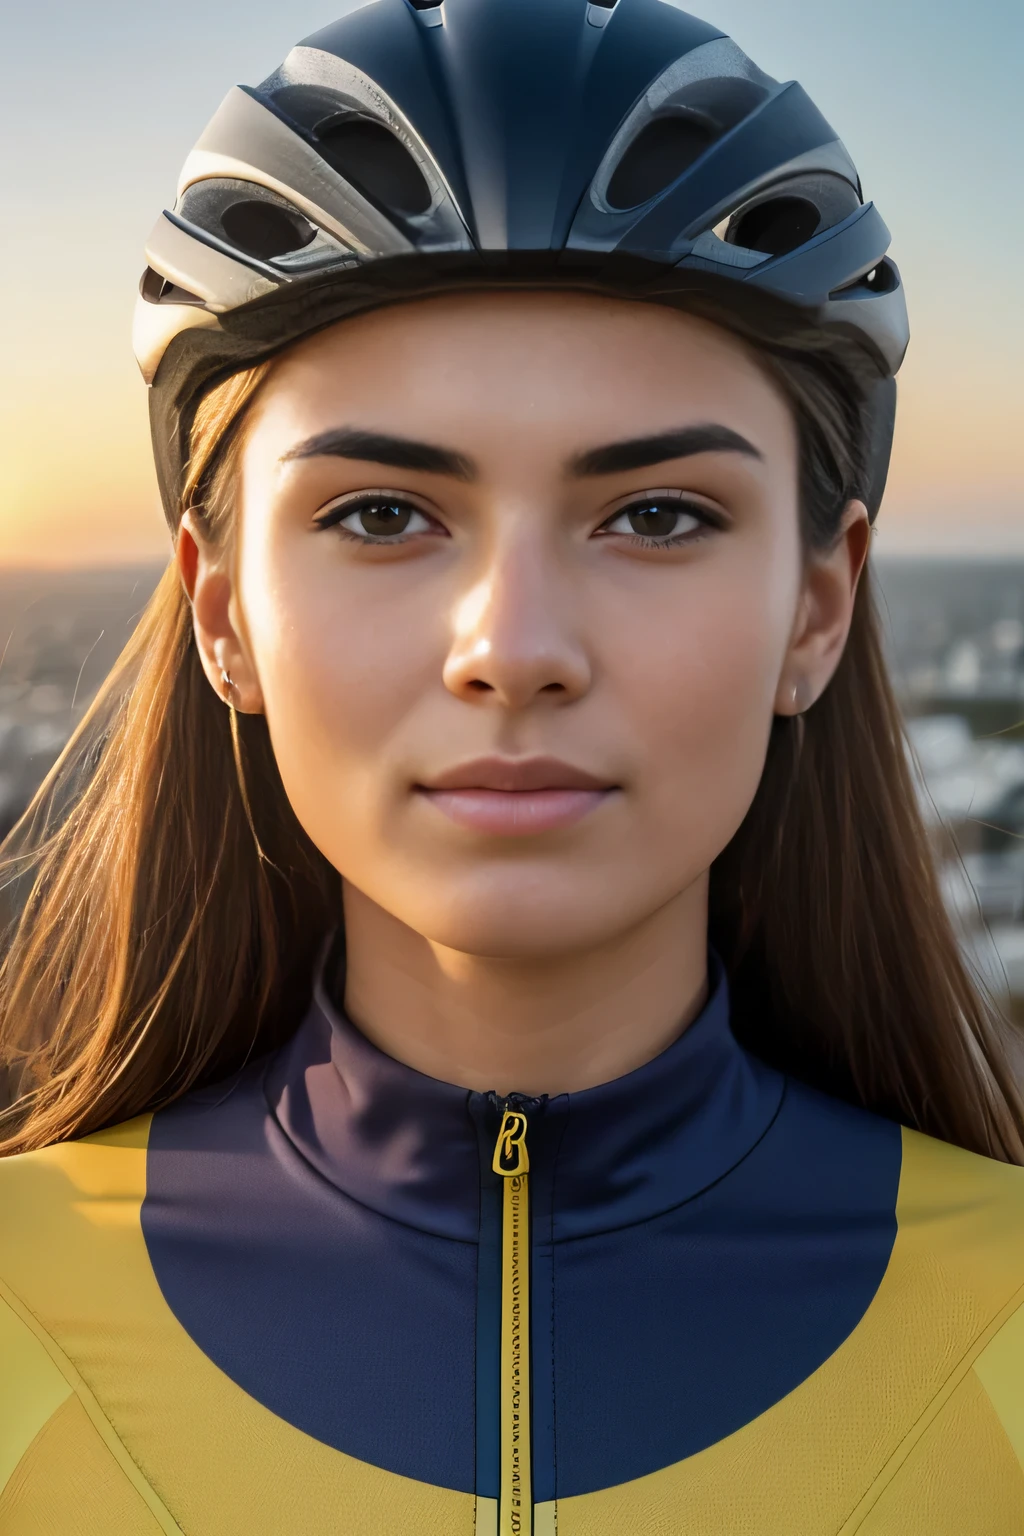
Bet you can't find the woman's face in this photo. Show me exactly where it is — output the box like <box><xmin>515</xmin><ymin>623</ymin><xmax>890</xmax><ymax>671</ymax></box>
<box><xmin>187</xmin><ymin>291</ymin><xmax>865</xmax><ymax>958</ymax></box>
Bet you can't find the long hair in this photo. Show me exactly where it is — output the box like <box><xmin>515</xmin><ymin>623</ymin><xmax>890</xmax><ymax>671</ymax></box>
<box><xmin>1</xmin><ymin>289</ymin><xmax>1022</xmax><ymax>1160</ymax></box>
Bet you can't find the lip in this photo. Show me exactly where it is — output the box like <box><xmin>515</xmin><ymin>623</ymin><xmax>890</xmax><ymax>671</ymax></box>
<box><xmin>415</xmin><ymin>756</ymin><xmax>618</xmax><ymax>836</ymax></box>
<box><xmin>419</xmin><ymin>756</ymin><xmax>615</xmax><ymax>793</ymax></box>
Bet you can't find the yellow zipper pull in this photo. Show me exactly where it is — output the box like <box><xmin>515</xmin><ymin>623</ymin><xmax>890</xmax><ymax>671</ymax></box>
<box><xmin>493</xmin><ymin>1107</ymin><xmax>530</xmax><ymax>1177</ymax></box>
<box><xmin>493</xmin><ymin>1107</ymin><xmax>532</xmax><ymax>1536</ymax></box>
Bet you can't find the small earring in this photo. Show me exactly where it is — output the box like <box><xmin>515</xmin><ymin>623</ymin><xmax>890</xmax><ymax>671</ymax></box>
<box><xmin>220</xmin><ymin>668</ymin><xmax>235</xmax><ymax>704</ymax></box>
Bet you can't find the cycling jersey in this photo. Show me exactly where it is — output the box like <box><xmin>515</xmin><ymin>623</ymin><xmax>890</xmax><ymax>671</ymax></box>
<box><xmin>3</xmin><ymin>950</ymin><xmax>1024</xmax><ymax>1534</ymax></box>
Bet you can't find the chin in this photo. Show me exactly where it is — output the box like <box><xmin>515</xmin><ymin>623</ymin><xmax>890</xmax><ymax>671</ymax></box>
<box><xmin>397</xmin><ymin>886</ymin><xmax>631</xmax><ymax>961</ymax></box>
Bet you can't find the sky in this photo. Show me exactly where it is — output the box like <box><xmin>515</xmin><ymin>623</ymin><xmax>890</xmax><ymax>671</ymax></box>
<box><xmin>0</xmin><ymin>0</ymin><xmax>1020</xmax><ymax>566</ymax></box>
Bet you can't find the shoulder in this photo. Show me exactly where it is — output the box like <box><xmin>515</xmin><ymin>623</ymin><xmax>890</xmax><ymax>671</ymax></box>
<box><xmin>0</xmin><ymin>1114</ymin><xmax>151</xmax><ymax>1255</ymax></box>
<box><xmin>0</xmin><ymin>1112</ymin><xmax>154</xmax><ymax>1342</ymax></box>
<box><xmin>736</xmin><ymin>1083</ymin><xmax>1024</xmax><ymax>1518</ymax></box>
<box><xmin>877</xmin><ymin>1126</ymin><xmax>1024</xmax><ymax>1471</ymax></box>
<box><xmin>0</xmin><ymin>1116</ymin><xmax>153</xmax><ymax>1348</ymax></box>
<box><xmin>775</xmin><ymin>1078</ymin><xmax>1024</xmax><ymax>1378</ymax></box>
<box><xmin>0</xmin><ymin>1117</ymin><xmax>174</xmax><ymax>1527</ymax></box>
<box><xmin>895</xmin><ymin>1126</ymin><xmax>1024</xmax><ymax>1373</ymax></box>
<box><xmin>848</xmin><ymin>1128</ymin><xmax>1024</xmax><ymax>1522</ymax></box>
<box><xmin>896</xmin><ymin>1123</ymin><xmax>1024</xmax><ymax>1288</ymax></box>
<box><xmin>778</xmin><ymin>1073</ymin><xmax>1024</xmax><ymax>1273</ymax></box>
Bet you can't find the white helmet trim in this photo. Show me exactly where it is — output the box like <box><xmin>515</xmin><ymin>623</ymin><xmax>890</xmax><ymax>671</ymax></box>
<box><xmin>179</xmin><ymin>87</ymin><xmax>415</xmax><ymax>259</ymax></box>
<box><xmin>144</xmin><ymin>213</ymin><xmax>281</xmax><ymax>313</ymax></box>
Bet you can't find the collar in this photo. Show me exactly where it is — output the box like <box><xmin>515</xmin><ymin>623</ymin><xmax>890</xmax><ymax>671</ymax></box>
<box><xmin>266</xmin><ymin>944</ymin><xmax>784</xmax><ymax>1242</ymax></box>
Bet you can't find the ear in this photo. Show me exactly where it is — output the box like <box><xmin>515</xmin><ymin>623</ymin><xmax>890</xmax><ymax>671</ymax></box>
<box><xmin>176</xmin><ymin>512</ymin><xmax>265</xmax><ymax>714</ymax></box>
<box><xmin>774</xmin><ymin>501</ymin><xmax>871</xmax><ymax>716</ymax></box>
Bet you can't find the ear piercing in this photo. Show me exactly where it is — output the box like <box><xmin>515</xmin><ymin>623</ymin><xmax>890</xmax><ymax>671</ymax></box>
<box><xmin>220</xmin><ymin>668</ymin><xmax>236</xmax><ymax>703</ymax></box>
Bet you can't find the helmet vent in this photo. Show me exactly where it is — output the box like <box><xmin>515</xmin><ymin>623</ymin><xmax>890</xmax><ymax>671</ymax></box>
<box><xmin>728</xmin><ymin>196</ymin><xmax>820</xmax><ymax>257</ymax></box>
<box><xmin>606</xmin><ymin>115</ymin><xmax>715</xmax><ymax>211</ymax></box>
<box><xmin>863</xmin><ymin>261</ymin><xmax>896</xmax><ymax>293</ymax></box>
<box><xmin>586</xmin><ymin>0</ymin><xmax>619</xmax><ymax>27</ymax></box>
<box><xmin>832</xmin><ymin>259</ymin><xmax>898</xmax><ymax>298</ymax></box>
<box><xmin>315</xmin><ymin>116</ymin><xmax>432</xmax><ymax>217</ymax></box>
<box><xmin>221</xmin><ymin>200</ymin><xmax>317</xmax><ymax>260</ymax></box>
<box><xmin>140</xmin><ymin>267</ymin><xmax>204</xmax><ymax>307</ymax></box>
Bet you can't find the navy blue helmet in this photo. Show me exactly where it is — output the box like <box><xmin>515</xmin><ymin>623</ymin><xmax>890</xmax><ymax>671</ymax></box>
<box><xmin>135</xmin><ymin>0</ymin><xmax>908</xmax><ymax>524</ymax></box>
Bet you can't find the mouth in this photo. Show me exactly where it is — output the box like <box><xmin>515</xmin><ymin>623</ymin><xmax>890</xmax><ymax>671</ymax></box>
<box><xmin>414</xmin><ymin>756</ymin><xmax>619</xmax><ymax>837</ymax></box>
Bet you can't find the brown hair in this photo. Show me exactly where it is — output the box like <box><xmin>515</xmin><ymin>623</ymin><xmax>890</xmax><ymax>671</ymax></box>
<box><xmin>2</xmin><ymin>290</ymin><xmax>1022</xmax><ymax>1159</ymax></box>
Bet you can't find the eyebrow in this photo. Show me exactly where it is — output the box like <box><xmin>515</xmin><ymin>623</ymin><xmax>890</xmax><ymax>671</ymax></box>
<box><xmin>280</xmin><ymin>427</ymin><xmax>476</xmax><ymax>481</ymax></box>
<box><xmin>570</xmin><ymin>424</ymin><xmax>763</xmax><ymax>477</ymax></box>
<box><xmin>279</xmin><ymin>421</ymin><xmax>762</xmax><ymax>481</ymax></box>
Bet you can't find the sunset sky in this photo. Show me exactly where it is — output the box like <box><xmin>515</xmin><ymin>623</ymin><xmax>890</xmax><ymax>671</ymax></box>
<box><xmin>1</xmin><ymin>0</ymin><xmax>1020</xmax><ymax>566</ymax></box>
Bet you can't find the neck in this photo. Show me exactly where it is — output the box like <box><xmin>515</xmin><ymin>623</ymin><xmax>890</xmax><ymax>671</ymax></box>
<box><xmin>340</xmin><ymin>879</ymin><xmax>709</xmax><ymax>1097</ymax></box>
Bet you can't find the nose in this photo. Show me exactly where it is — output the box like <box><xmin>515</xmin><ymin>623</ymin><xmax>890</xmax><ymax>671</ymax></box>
<box><xmin>442</xmin><ymin>535</ymin><xmax>592</xmax><ymax>710</ymax></box>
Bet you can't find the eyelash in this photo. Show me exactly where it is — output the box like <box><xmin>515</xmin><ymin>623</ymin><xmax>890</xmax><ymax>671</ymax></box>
<box><xmin>600</xmin><ymin>493</ymin><xmax>722</xmax><ymax>548</ymax></box>
<box><xmin>313</xmin><ymin>491</ymin><xmax>723</xmax><ymax>548</ymax></box>
<box><xmin>313</xmin><ymin>495</ymin><xmax>435</xmax><ymax>545</ymax></box>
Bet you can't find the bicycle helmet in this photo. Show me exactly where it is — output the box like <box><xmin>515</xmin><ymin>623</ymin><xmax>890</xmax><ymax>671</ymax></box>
<box><xmin>135</xmin><ymin>0</ymin><xmax>909</xmax><ymax>526</ymax></box>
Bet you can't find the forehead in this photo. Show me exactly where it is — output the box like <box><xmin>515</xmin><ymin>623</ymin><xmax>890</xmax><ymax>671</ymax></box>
<box><xmin>248</xmin><ymin>289</ymin><xmax>796</xmax><ymax>464</ymax></box>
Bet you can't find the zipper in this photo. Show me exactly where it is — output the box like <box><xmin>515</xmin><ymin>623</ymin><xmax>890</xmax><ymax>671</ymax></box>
<box><xmin>492</xmin><ymin>1104</ymin><xmax>532</xmax><ymax>1536</ymax></box>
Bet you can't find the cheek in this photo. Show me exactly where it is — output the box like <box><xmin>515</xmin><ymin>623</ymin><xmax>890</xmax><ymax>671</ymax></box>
<box><xmin>239</xmin><ymin>533</ymin><xmax>439</xmax><ymax>854</ymax></box>
<box><xmin>613</xmin><ymin>556</ymin><xmax>793</xmax><ymax>861</ymax></box>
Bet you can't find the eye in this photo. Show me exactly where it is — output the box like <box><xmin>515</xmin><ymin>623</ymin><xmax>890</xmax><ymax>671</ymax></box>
<box><xmin>600</xmin><ymin>497</ymin><xmax>714</xmax><ymax>545</ymax></box>
<box><xmin>314</xmin><ymin>495</ymin><xmax>436</xmax><ymax>541</ymax></box>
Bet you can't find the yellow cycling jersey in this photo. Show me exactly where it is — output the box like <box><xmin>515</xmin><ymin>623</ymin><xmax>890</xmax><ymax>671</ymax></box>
<box><xmin>3</xmin><ymin>962</ymin><xmax>1024</xmax><ymax>1534</ymax></box>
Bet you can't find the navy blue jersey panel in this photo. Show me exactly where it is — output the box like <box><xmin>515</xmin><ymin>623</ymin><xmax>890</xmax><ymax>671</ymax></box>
<box><xmin>142</xmin><ymin>1064</ymin><xmax>479</xmax><ymax>1493</ymax></box>
<box><xmin>139</xmin><ymin>949</ymin><xmax>902</xmax><ymax>1505</ymax></box>
<box><xmin>550</xmin><ymin>1080</ymin><xmax>902</xmax><ymax>1497</ymax></box>
<box><xmin>270</xmin><ymin>998</ymin><xmax>483</xmax><ymax>1241</ymax></box>
<box><xmin>472</xmin><ymin>1102</ymin><xmax>503</xmax><ymax>1502</ymax></box>
<box><xmin>542</xmin><ymin>970</ymin><xmax>784</xmax><ymax>1242</ymax></box>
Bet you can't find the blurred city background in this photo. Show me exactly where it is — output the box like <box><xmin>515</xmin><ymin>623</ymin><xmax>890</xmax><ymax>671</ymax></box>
<box><xmin>0</xmin><ymin>553</ymin><xmax>1021</xmax><ymax>1018</ymax></box>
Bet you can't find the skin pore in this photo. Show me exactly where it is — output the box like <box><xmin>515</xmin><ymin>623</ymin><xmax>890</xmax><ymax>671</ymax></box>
<box><xmin>179</xmin><ymin>291</ymin><xmax>869</xmax><ymax>1096</ymax></box>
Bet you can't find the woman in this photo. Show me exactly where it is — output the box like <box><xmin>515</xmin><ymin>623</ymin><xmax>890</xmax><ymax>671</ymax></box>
<box><xmin>2</xmin><ymin>2</ymin><xmax>1023</xmax><ymax>1532</ymax></box>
